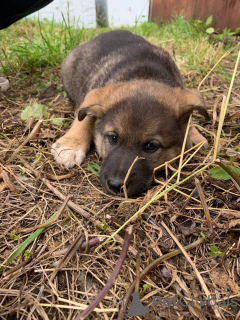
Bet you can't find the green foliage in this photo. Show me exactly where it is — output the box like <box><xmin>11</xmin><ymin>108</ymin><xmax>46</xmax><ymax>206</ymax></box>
<box><xmin>142</xmin><ymin>284</ymin><xmax>151</xmax><ymax>295</ymax></box>
<box><xmin>52</xmin><ymin>118</ymin><xmax>64</xmax><ymax>126</ymax></box>
<box><xmin>206</xmin><ymin>27</ymin><xmax>214</xmax><ymax>35</ymax></box>
<box><xmin>189</xmin><ymin>15</ymin><xmax>213</xmax><ymax>34</ymax></box>
<box><xmin>18</xmin><ymin>165</ymin><xmax>26</xmax><ymax>175</ymax></box>
<box><xmin>208</xmin><ymin>246</ymin><xmax>224</xmax><ymax>257</ymax></box>
<box><xmin>200</xmin><ymin>231</ymin><xmax>207</xmax><ymax>242</ymax></box>
<box><xmin>0</xmin><ymin>14</ymin><xmax>236</xmax><ymax>81</ymax></box>
<box><xmin>189</xmin><ymin>15</ymin><xmax>239</xmax><ymax>45</ymax></box>
<box><xmin>36</xmin><ymin>83</ymin><xmax>49</xmax><ymax>92</ymax></box>
<box><xmin>102</xmin><ymin>222</ymin><xmax>109</xmax><ymax>231</ymax></box>
<box><xmin>10</xmin><ymin>231</ymin><xmax>20</xmax><ymax>240</ymax></box>
<box><xmin>0</xmin><ymin>210</ymin><xmax>58</xmax><ymax>272</ymax></box>
<box><xmin>88</xmin><ymin>161</ymin><xmax>100</xmax><ymax>177</ymax></box>
<box><xmin>21</xmin><ymin>103</ymin><xmax>48</xmax><ymax>121</ymax></box>
<box><xmin>205</xmin><ymin>16</ymin><xmax>213</xmax><ymax>27</ymax></box>
<box><xmin>208</xmin><ymin>165</ymin><xmax>240</xmax><ymax>181</ymax></box>
<box><xmin>215</xmin><ymin>28</ymin><xmax>236</xmax><ymax>41</ymax></box>
<box><xmin>0</xmin><ymin>14</ymin><xmax>87</xmax><ymax>74</ymax></box>
<box><xmin>24</xmin><ymin>249</ymin><xmax>31</xmax><ymax>259</ymax></box>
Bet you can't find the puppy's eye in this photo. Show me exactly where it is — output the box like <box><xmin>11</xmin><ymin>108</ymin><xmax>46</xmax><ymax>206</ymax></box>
<box><xmin>107</xmin><ymin>134</ymin><xmax>118</xmax><ymax>144</ymax></box>
<box><xmin>144</xmin><ymin>142</ymin><xmax>159</xmax><ymax>153</ymax></box>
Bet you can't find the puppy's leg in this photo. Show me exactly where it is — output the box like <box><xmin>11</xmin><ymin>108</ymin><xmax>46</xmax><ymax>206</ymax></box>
<box><xmin>187</xmin><ymin>126</ymin><xmax>208</xmax><ymax>149</ymax></box>
<box><xmin>51</xmin><ymin>116</ymin><xmax>94</xmax><ymax>168</ymax></box>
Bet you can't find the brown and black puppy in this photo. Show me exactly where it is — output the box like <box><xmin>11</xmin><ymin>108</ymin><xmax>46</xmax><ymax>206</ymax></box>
<box><xmin>51</xmin><ymin>30</ymin><xmax>209</xmax><ymax>197</ymax></box>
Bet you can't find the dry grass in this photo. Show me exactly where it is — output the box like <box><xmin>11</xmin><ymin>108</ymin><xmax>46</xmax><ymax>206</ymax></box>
<box><xmin>0</xmin><ymin>18</ymin><xmax>240</xmax><ymax>320</ymax></box>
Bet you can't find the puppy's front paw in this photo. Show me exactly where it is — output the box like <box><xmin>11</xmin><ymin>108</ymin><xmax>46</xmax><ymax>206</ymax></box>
<box><xmin>187</xmin><ymin>127</ymin><xmax>209</xmax><ymax>150</ymax></box>
<box><xmin>51</xmin><ymin>137</ymin><xmax>86</xmax><ymax>169</ymax></box>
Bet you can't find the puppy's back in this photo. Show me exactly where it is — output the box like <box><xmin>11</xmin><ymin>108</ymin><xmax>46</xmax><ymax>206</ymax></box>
<box><xmin>62</xmin><ymin>30</ymin><xmax>183</xmax><ymax>106</ymax></box>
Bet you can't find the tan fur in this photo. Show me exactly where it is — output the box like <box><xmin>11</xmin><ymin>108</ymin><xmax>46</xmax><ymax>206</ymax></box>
<box><xmin>53</xmin><ymin>80</ymin><xmax>207</xmax><ymax>169</ymax></box>
<box><xmin>79</xmin><ymin>81</ymin><xmax>207</xmax><ymax>119</ymax></box>
<box><xmin>58</xmin><ymin>116</ymin><xmax>94</xmax><ymax>150</ymax></box>
<box><xmin>80</xmin><ymin>81</ymin><xmax>208</xmax><ymax>153</ymax></box>
<box><xmin>79</xmin><ymin>80</ymin><xmax>178</xmax><ymax>117</ymax></box>
<box><xmin>51</xmin><ymin>116</ymin><xmax>95</xmax><ymax>168</ymax></box>
<box><xmin>52</xmin><ymin>30</ymin><xmax>210</xmax><ymax>196</ymax></box>
<box><xmin>187</xmin><ymin>126</ymin><xmax>208</xmax><ymax>148</ymax></box>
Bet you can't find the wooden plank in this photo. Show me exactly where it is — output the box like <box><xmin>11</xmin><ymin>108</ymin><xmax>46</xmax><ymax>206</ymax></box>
<box><xmin>194</xmin><ymin>0</ymin><xmax>240</xmax><ymax>32</ymax></box>
<box><xmin>149</xmin><ymin>0</ymin><xmax>240</xmax><ymax>32</ymax></box>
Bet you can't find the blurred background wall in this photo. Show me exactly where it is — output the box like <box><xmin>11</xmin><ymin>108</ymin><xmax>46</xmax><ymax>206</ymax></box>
<box><xmin>29</xmin><ymin>0</ymin><xmax>239</xmax><ymax>32</ymax></box>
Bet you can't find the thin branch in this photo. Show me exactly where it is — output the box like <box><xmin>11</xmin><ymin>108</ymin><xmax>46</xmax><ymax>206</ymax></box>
<box><xmin>118</xmin><ymin>237</ymin><xmax>205</xmax><ymax>319</ymax></box>
<box><xmin>10</xmin><ymin>119</ymin><xmax>43</xmax><ymax>160</ymax></box>
<box><xmin>195</xmin><ymin>178</ymin><xmax>214</xmax><ymax>240</ymax></box>
<box><xmin>161</xmin><ymin>221</ymin><xmax>224</xmax><ymax>320</ymax></box>
<box><xmin>122</xmin><ymin>156</ymin><xmax>144</xmax><ymax>200</ymax></box>
<box><xmin>50</xmin><ymin>234</ymin><xmax>84</xmax><ymax>282</ymax></box>
<box><xmin>74</xmin><ymin>226</ymin><xmax>133</xmax><ymax>320</ymax></box>
<box><xmin>18</xmin><ymin>156</ymin><xmax>138</xmax><ymax>256</ymax></box>
<box><xmin>18</xmin><ymin>196</ymin><xmax>70</xmax><ymax>232</ymax></box>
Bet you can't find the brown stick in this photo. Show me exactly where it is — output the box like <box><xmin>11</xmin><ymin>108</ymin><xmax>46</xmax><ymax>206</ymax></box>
<box><xmin>10</xmin><ymin>119</ymin><xmax>43</xmax><ymax>160</ymax></box>
<box><xmin>161</xmin><ymin>221</ymin><xmax>224</xmax><ymax>320</ymax></box>
<box><xmin>18</xmin><ymin>196</ymin><xmax>70</xmax><ymax>232</ymax></box>
<box><xmin>195</xmin><ymin>178</ymin><xmax>215</xmax><ymax>241</ymax></box>
<box><xmin>118</xmin><ymin>237</ymin><xmax>205</xmax><ymax>320</ymax></box>
<box><xmin>74</xmin><ymin>226</ymin><xmax>133</xmax><ymax>320</ymax></box>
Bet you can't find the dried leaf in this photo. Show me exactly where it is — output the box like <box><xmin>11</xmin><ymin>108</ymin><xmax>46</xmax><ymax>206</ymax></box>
<box><xmin>226</xmin><ymin>148</ymin><xmax>240</xmax><ymax>159</ymax></box>
<box><xmin>0</xmin><ymin>169</ymin><xmax>19</xmax><ymax>193</ymax></box>
<box><xmin>228</xmin><ymin>219</ymin><xmax>240</xmax><ymax>228</ymax></box>
<box><xmin>38</xmin><ymin>84</ymin><xmax>56</xmax><ymax>99</ymax></box>
<box><xmin>0</xmin><ymin>181</ymin><xmax>7</xmax><ymax>192</ymax></box>
<box><xmin>224</xmin><ymin>211</ymin><xmax>240</xmax><ymax>219</ymax></box>
<box><xmin>211</xmin><ymin>268</ymin><xmax>240</xmax><ymax>294</ymax></box>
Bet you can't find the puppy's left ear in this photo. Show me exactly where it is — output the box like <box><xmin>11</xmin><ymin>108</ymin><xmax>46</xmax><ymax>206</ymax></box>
<box><xmin>178</xmin><ymin>89</ymin><xmax>210</xmax><ymax>122</ymax></box>
<box><xmin>78</xmin><ymin>104</ymin><xmax>103</xmax><ymax>121</ymax></box>
<box><xmin>77</xmin><ymin>83</ymin><xmax>122</xmax><ymax>121</ymax></box>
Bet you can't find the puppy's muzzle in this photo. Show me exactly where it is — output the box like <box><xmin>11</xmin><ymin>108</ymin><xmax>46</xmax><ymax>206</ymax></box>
<box><xmin>100</xmin><ymin>150</ymin><xmax>153</xmax><ymax>197</ymax></box>
<box><xmin>107</xmin><ymin>179</ymin><xmax>123</xmax><ymax>194</ymax></box>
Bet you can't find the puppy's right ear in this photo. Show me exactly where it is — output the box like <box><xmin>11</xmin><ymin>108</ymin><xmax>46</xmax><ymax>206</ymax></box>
<box><xmin>77</xmin><ymin>84</ymin><xmax>121</xmax><ymax>121</ymax></box>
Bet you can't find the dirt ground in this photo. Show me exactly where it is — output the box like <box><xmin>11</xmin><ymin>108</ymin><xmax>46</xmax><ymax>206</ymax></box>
<box><xmin>0</xmin><ymin>45</ymin><xmax>240</xmax><ymax>319</ymax></box>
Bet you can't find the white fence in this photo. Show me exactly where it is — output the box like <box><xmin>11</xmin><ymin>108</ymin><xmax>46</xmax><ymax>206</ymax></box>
<box><xmin>29</xmin><ymin>0</ymin><xmax>149</xmax><ymax>28</ymax></box>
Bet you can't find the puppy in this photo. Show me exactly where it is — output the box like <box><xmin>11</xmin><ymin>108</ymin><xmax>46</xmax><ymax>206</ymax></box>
<box><xmin>51</xmin><ymin>30</ymin><xmax>209</xmax><ymax>197</ymax></box>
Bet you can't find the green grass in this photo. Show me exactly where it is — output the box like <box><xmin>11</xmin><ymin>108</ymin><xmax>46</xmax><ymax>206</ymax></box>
<box><xmin>0</xmin><ymin>15</ymin><xmax>237</xmax><ymax>79</ymax></box>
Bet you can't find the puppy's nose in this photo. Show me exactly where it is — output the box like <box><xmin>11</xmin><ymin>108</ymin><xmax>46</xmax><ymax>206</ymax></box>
<box><xmin>107</xmin><ymin>179</ymin><xmax>123</xmax><ymax>194</ymax></box>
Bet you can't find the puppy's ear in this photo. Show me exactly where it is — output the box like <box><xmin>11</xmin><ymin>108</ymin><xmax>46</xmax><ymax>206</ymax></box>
<box><xmin>178</xmin><ymin>89</ymin><xmax>210</xmax><ymax>122</ymax></box>
<box><xmin>78</xmin><ymin>104</ymin><xmax>103</xmax><ymax>121</ymax></box>
<box><xmin>78</xmin><ymin>84</ymin><xmax>120</xmax><ymax>121</ymax></box>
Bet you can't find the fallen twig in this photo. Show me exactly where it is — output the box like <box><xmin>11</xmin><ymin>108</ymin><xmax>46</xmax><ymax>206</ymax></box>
<box><xmin>52</xmin><ymin>237</ymin><xmax>101</xmax><ymax>257</ymax></box>
<box><xmin>0</xmin><ymin>168</ymin><xmax>19</xmax><ymax>193</ymax></box>
<box><xmin>18</xmin><ymin>195</ymin><xmax>70</xmax><ymax>232</ymax></box>
<box><xmin>195</xmin><ymin>178</ymin><xmax>214</xmax><ymax>240</ymax></box>
<box><xmin>161</xmin><ymin>221</ymin><xmax>224</xmax><ymax>319</ymax></box>
<box><xmin>118</xmin><ymin>237</ymin><xmax>205</xmax><ymax>319</ymax></box>
<box><xmin>50</xmin><ymin>234</ymin><xmax>84</xmax><ymax>282</ymax></box>
<box><xmin>2</xmin><ymin>257</ymin><xmax>32</xmax><ymax>278</ymax></box>
<box><xmin>10</xmin><ymin>119</ymin><xmax>43</xmax><ymax>160</ymax></box>
<box><xmin>74</xmin><ymin>226</ymin><xmax>133</xmax><ymax>320</ymax></box>
<box><xmin>18</xmin><ymin>156</ymin><xmax>138</xmax><ymax>256</ymax></box>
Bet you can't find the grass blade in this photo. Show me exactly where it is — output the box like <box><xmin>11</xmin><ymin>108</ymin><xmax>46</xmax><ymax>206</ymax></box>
<box><xmin>0</xmin><ymin>209</ymin><xmax>59</xmax><ymax>272</ymax></box>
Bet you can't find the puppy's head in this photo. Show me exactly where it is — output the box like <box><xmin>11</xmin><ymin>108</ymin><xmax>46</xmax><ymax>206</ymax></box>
<box><xmin>78</xmin><ymin>81</ymin><xmax>209</xmax><ymax>197</ymax></box>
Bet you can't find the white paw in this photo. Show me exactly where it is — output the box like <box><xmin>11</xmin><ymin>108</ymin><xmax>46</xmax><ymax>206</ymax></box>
<box><xmin>51</xmin><ymin>142</ymin><xmax>86</xmax><ymax>169</ymax></box>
